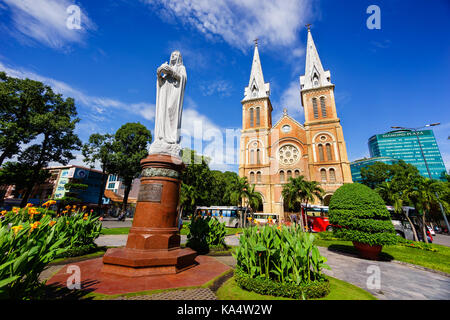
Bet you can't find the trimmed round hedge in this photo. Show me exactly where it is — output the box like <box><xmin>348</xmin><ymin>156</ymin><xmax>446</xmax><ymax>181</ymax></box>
<box><xmin>328</xmin><ymin>183</ymin><xmax>397</xmax><ymax>246</ymax></box>
<box><xmin>234</xmin><ymin>267</ymin><xmax>330</xmax><ymax>299</ymax></box>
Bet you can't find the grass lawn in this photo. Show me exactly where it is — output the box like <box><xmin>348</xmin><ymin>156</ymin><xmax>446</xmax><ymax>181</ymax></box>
<box><xmin>313</xmin><ymin>236</ymin><xmax>450</xmax><ymax>274</ymax></box>
<box><xmin>216</xmin><ymin>276</ymin><xmax>376</xmax><ymax>300</ymax></box>
<box><xmin>101</xmin><ymin>225</ymin><xmax>243</xmax><ymax>236</ymax></box>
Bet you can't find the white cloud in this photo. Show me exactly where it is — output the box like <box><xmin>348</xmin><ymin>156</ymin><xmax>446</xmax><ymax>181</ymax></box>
<box><xmin>199</xmin><ymin>80</ymin><xmax>233</xmax><ymax>97</ymax></box>
<box><xmin>1</xmin><ymin>0</ymin><xmax>95</xmax><ymax>49</ymax></box>
<box><xmin>144</xmin><ymin>0</ymin><xmax>313</xmax><ymax>51</ymax></box>
<box><xmin>0</xmin><ymin>61</ymin><xmax>155</xmax><ymax>121</ymax></box>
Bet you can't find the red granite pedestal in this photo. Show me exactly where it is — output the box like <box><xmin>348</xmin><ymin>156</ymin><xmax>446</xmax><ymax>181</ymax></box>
<box><xmin>102</xmin><ymin>154</ymin><xmax>197</xmax><ymax>277</ymax></box>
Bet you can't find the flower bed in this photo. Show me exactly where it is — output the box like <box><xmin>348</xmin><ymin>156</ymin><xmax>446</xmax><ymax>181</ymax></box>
<box><xmin>0</xmin><ymin>203</ymin><xmax>102</xmax><ymax>299</ymax></box>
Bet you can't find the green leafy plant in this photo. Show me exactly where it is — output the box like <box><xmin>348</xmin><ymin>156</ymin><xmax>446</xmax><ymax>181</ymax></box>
<box><xmin>0</xmin><ymin>204</ymin><xmax>103</xmax><ymax>298</ymax></box>
<box><xmin>186</xmin><ymin>214</ymin><xmax>226</xmax><ymax>254</ymax></box>
<box><xmin>233</xmin><ymin>224</ymin><xmax>330</xmax><ymax>299</ymax></box>
<box><xmin>328</xmin><ymin>183</ymin><xmax>398</xmax><ymax>246</ymax></box>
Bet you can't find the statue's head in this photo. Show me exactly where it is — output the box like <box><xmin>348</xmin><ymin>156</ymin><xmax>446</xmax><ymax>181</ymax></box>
<box><xmin>170</xmin><ymin>50</ymin><xmax>183</xmax><ymax>66</ymax></box>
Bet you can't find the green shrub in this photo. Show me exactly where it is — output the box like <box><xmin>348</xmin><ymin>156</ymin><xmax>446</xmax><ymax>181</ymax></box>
<box><xmin>233</xmin><ymin>224</ymin><xmax>330</xmax><ymax>299</ymax></box>
<box><xmin>234</xmin><ymin>267</ymin><xmax>330</xmax><ymax>299</ymax></box>
<box><xmin>186</xmin><ymin>215</ymin><xmax>226</xmax><ymax>254</ymax></box>
<box><xmin>328</xmin><ymin>183</ymin><xmax>397</xmax><ymax>246</ymax></box>
<box><xmin>0</xmin><ymin>205</ymin><xmax>102</xmax><ymax>299</ymax></box>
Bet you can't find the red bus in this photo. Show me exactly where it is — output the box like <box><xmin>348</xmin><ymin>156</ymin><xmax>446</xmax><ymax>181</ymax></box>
<box><xmin>302</xmin><ymin>205</ymin><xmax>332</xmax><ymax>232</ymax></box>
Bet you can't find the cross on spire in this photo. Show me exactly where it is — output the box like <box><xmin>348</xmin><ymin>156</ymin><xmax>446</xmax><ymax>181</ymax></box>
<box><xmin>305</xmin><ymin>24</ymin><xmax>312</xmax><ymax>31</ymax></box>
<box><xmin>254</xmin><ymin>38</ymin><xmax>259</xmax><ymax>47</ymax></box>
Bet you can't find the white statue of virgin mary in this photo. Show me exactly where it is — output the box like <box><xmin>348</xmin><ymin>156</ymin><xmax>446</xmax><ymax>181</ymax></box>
<box><xmin>149</xmin><ymin>50</ymin><xmax>187</xmax><ymax>157</ymax></box>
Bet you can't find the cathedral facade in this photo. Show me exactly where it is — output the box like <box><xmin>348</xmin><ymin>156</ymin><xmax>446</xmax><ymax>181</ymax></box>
<box><xmin>238</xmin><ymin>29</ymin><xmax>353</xmax><ymax>217</ymax></box>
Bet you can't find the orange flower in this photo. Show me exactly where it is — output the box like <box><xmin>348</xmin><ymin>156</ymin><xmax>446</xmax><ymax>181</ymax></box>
<box><xmin>12</xmin><ymin>207</ymin><xmax>20</xmax><ymax>214</ymax></box>
<box><xmin>30</xmin><ymin>221</ymin><xmax>41</xmax><ymax>231</ymax></box>
<box><xmin>49</xmin><ymin>220</ymin><xmax>57</xmax><ymax>227</ymax></box>
<box><xmin>26</xmin><ymin>203</ymin><xmax>33</xmax><ymax>208</ymax></box>
<box><xmin>277</xmin><ymin>225</ymin><xmax>282</xmax><ymax>230</ymax></box>
<box><xmin>1</xmin><ymin>210</ymin><xmax>7</xmax><ymax>216</ymax></box>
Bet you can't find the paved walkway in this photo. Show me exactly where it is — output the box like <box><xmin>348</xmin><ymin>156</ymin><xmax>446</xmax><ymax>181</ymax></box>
<box><xmin>433</xmin><ymin>234</ymin><xmax>450</xmax><ymax>247</ymax></box>
<box><xmin>95</xmin><ymin>234</ymin><xmax>240</xmax><ymax>247</ymax></box>
<box><xmin>93</xmin><ymin>234</ymin><xmax>450</xmax><ymax>300</ymax></box>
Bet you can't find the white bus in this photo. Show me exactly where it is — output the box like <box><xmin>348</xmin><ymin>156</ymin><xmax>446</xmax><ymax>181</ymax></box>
<box><xmin>193</xmin><ymin>206</ymin><xmax>248</xmax><ymax>228</ymax></box>
<box><xmin>251</xmin><ymin>213</ymin><xmax>280</xmax><ymax>225</ymax></box>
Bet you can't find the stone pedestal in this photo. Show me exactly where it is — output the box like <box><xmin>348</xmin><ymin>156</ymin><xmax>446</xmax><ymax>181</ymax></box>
<box><xmin>102</xmin><ymin>154</ymin><xmax>197</xmax><ymax>277</ymax></box>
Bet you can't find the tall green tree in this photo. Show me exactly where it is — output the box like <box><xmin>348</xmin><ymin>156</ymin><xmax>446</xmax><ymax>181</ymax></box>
<box><xmin>408</xmin><ymin>177</ymin><xmax>444</xmax><ymax>243</ymax></box>
<box><xmin>376</xmin><ymin>181</ymin><xmax>419</xmax><ymax>241</ymax></box>
<box><xmin>0</xmin><ymin>72</ymin><xmax>53</xmax><ymax>165</ymax></box>
<box><xmin>228</xmin><ymin>176</ymin><xmax>262</xmax><ymax>227</ymax></box>
<box><xmin>180</xmin><ymin>148</ymin><xmax>213</xmax><ymax>214</ymax></box>
<box><xmin>108</xmin><ymin>122</ymin><xmax>152</xmax><ymax>213</ymax></box>
<box><xmin>282</xmin><ymin>176</ymin><xmax>324</xmax><ymax>230</ymax></box>
<box><xmin>82</xmin><ymin>133</ymin><xmax>114</xmax><ymax>209</ymax></box>
<box><xmin>360</xmin><ymin>161</ymin><xmax>392</xmax><ymax>189</ymax></box>
<box><xmin>6</xmin><ymin>88</ymin><xmax>81</xmax><ymax>207</ymax></box>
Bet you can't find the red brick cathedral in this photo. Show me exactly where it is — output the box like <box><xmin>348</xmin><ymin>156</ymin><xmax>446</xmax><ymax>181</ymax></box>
<box><xmin>239</xmin><ymin>28</ymin><xmax>353</xmax><ymax>217</ymax></box>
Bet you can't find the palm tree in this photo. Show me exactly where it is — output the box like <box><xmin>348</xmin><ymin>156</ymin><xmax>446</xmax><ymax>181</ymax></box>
<box><xmin>376</xmin><ymin>181</ymin><xmax>419</xmax><ymax>241</ymax></box>
<box><xmin>229</xmin><ymin>176</ymin><xmax>262</xmax><ymax>227</ymax></box>
<box><xmin>282</xmin><ymin>176</ymin><xmax>324</xmax><ymax>231</ymax></box>
<box><xmin>409</xmin><ymin>178</ymin><xmax>442</xmax><ymax>243</ymax></box>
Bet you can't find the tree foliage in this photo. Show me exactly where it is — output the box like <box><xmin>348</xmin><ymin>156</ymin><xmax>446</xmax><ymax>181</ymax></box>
<box><xmin>328</xmin><ymin>183</ymin><xmax>397</xmax><ymax>246</ymax></box>
<box><xmin>107</xmin><ymin>122</ymin><xmax>152</xmax><ymax>212</ymax></box>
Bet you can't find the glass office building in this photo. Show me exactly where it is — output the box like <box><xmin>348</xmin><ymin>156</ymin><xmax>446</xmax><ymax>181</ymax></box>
<box><xmin>368</xmin><ymin>130</ymin><xmax>447</xmax><ymax>180</ymax></box>
<box><xmin>350</xmin><ymin>157</ymin><xmax>399</xmax><ymax>183</ymax></box>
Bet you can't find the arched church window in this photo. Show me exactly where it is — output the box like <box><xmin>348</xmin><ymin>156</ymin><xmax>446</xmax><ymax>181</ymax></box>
<box><xmin>250</xmin><ymin>172</ymin><xmax>255</xmax><ymax>183</ymax></box>
<box><xmin>312</xmin><ymin>98</ymin><xmax>319</xmax><ymax>119</ymax></box>
<box><xmin>249</xmin><ymin>108</ymin><xmax>254</xmax><ymax>127</ymax></box>
<box><xmin>313</xmin><ymin>74</ymin><xmax>319</xmax><ymax>87</ymax></box>
<box><xmin>287</xmin><ymin>170</ymin><xmax>292</xmax><ymax>180</ymax></box>
<box><xmin>280</xmin><ymin>170</ymin><xmax>285</xmax><ymax>183</ymax></box>
<box><xmin>320</xmin><ymin>169</ymin><xmax>327</xmax><ymax>182</ymax></box>
<box><xmin>256</xmin><ymin>107</ymin><xmax>260</xmax><ymax>126</ymax></box>
<box><xmin>257</xmin><ymin>149</ymin><xmax>261</xmax><ymax>164</ymax></box>
<box><xmin>326</xmin><ymin>144</ymin><xmax>333</xmax><ymax>161</ymax></box>
<box><xmin>320</xmin><ymin>97</ymin><xmax>327</xmax><ymax>118</ymax></box>
<box><xmin>250</xmin><ymin>149</ymin><xmax>255</xmax><ymax>164</ymax></box>
<box><xmin>329</xmin><ymin>168</ymin><xmax>336</xmax><ymax>182</ymax></box>
<box><xmin>295</xmin><ymin>170</ymin><xmax>300</xmax><ymax>177</ymax></box>
<box><xmin>257</xmin><ymin>171</ymin><xmax>262</xmax><ymax>183</ymax></box>
<box><xmin>318</xmin><ymin>144</ymin><xmax>324</xmax><ymax>162</ymax></box>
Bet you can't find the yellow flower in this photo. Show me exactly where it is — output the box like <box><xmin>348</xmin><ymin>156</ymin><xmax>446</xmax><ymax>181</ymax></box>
<box><xmin>42</xmin><ymin>202</ymin><xmax>49</xmax><ymax>207</ymax></box>
<box><xmin>26</xmin><ymin>203</ymin><xmax>33</xmax><ymax>208</ymax></box>
<box><xmin>65</xmin><ymin>205</ymin><xmax>71</xmax><ymax>210</ymax></box>
<box><xmin>1</xmin><ymin>210</ymin><xmax>7</xmax><ymax>216</ymax></box>
<box><xmin>12</xmin><ymin>207</ymin><xmax>20</xmax><ymax>214</ymax></box>
<box><xmin>247</xmin><ymin>217</ymin><xmax>252</xmax><ymax>221</ymax></box>
<box><xmin>72</xmin><ymin>205</ymin><xmax>77</xmax><ymax>209</ymax></box>
<box><xmin>277</xmin><ymin>225</ymin><xmax>282</xmax><ymax>230</ymax></box>
<box><xmin>66</xmin><ymin>221</ymin><xmax>69</xmax><ymax>224</ymax></box>
<box><xmin>11</xmin><ymin>225</ymin><xmax>23</xmax><ymax>235</ymax></box>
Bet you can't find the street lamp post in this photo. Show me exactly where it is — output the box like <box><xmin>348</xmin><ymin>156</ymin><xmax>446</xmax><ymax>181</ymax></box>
<box><xmin>391</xmin><ymin>123</ymin><xmax>450</xmax><ymax>233</ymax></box>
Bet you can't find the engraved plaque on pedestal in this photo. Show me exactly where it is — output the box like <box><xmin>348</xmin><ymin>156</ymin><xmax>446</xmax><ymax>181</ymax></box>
<box><xmin>138</xmin><ymin>183</ymin><xmax>163</xmax><ymax>202</ymax></box>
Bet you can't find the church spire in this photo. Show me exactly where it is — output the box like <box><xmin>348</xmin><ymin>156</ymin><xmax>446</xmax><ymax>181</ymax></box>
<box><xmin>243</xmin><ymin>40</ymin><xmax>270</xmax><ymax>101</ymax></box>
<box><xmin>300</xmin><ymin>27</ymin><xmax>332</xmax><ymax>91</ymax></box>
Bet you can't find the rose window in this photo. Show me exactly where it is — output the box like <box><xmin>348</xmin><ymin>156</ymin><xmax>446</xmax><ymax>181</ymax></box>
<box><xmin>278</xmin><ymin>145</ymin><xmax>300</xmax><ymax>165</ymax></box>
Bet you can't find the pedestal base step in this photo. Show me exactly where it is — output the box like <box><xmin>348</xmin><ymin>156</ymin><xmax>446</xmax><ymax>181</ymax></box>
<box><xmin>102</xmin><ymin>247</ymin><xmax>197</xmax><ymax>277</ymax></box>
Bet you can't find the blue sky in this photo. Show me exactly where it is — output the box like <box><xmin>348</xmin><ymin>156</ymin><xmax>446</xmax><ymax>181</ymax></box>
<box><xmin>0</xmin><ymin>0</ymin><xmax>449</xmax><ymax>172</ymax></box>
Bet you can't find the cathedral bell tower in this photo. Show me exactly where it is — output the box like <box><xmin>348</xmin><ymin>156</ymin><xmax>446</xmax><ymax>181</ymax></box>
<box><xmin>239</xmin><ymin>41</ymin><xmax>273</xmax><ymax>211</ymax></box>
<box><xmin>300</xmin><ymin>27</ymin><xmax>353</xmax><ymax>203</ymax></box>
